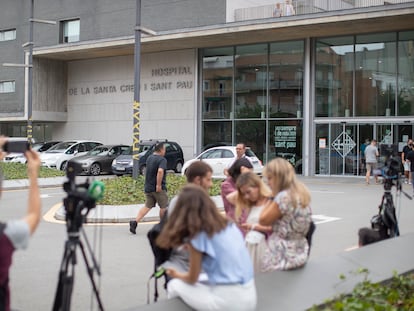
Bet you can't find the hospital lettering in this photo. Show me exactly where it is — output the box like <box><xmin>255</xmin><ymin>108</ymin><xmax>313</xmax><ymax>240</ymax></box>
<box><xmin>151</xmin><ymin>66</ymin><xmax>192</xmax><ymax>76</ymax></box>
<box><xmin>68</xmin><ymin>65</ymin><xmax>194</xmax><ymax>96</ymax></box>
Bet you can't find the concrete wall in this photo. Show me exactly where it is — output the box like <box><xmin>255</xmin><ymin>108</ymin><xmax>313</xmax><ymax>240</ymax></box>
<box><xmin>56</xmin><ymin>49</ymin><xmax>196</xmax><ymax>161</ymax></box>
<box><xmin>0</xmin><ymin>0</ymin><xmax>27</xmax><ymax>118</ymax></box>
<box><xmin>32</xmin><ymin>58</ymin><xmax>68</xmax><ymax>121</ymax></box>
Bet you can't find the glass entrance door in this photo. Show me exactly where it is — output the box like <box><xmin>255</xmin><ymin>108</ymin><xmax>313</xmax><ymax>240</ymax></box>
<box><xmin>316</xmin><ymin>122</ymin><xmax>413</xmax><ymax>176</ymax></box>
<box><xmin>316</xmin><ymin>123</ymin><xmax>373</xmax><ymax>176</ymax></box>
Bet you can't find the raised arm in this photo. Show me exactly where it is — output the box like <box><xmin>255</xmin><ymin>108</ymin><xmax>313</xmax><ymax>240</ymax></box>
<box><xmin>23</xmin><ymin>149</ymin><xmax>41</xmax><ymax>234</ymax></box>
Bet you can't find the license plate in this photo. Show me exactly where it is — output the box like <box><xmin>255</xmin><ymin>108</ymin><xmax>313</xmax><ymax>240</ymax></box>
<box><xmin>116</xmin><ymin>166</ymin><xmax>126</xmax><ymax>171</ymax></box>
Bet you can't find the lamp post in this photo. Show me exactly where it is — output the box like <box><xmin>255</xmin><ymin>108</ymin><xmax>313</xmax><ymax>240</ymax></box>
<box><xmin>132</xmin><ymin>0</ymin><xmax>142</xmax><ymax>179</ymax></box>
<box><xmin>132</xmin><ymin>1</ymin><xmax>156</xmax><ymax>179</ymax></box>
<box><xmin>27</xmin><ymin>0</ymin><xmax>34</xmax><ymax>141</ymax></box>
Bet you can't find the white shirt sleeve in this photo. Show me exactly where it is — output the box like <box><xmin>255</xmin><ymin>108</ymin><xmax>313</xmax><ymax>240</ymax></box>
<box><xmin>4</xmin><ymin>220</ymin><xmax>30</xmax><ymax>250</ymax></box>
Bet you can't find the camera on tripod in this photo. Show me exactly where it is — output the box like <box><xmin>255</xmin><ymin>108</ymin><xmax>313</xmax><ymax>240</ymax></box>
<box><xmin>53</xmin><ymin>161</ymin><xmax>105</xmax><ymax>311</ymax></box>
<box><xmin>63</xmin><ymin>161</ymin><xmax>104</xmax><ymax>232</ymax></box>
<box><xmin>381</xmin><ymin>156</ymin><xmax>401</xmax><ymax>190</ymax></box>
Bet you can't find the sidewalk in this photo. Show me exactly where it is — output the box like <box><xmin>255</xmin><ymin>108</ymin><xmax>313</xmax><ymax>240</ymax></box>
<box><xmin>3</xmin><ymin>175</ymin><xmax>371</xmax><ymax>223</ymax></box>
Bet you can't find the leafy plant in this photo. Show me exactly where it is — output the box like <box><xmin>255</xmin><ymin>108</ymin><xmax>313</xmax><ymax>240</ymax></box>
<box><xmin>310</xmin><ymin>270</ymin><xmax>414</xmax><ymax>310</ymax></box>
<box><xmin>0</xmin><ymin>162</ymin><xmax>223</xmax><ymax>205</ymax></box>
<box><xmin>99</xmin><ymin>174</ymin><xmax>222</xmax><ymax>205</ymax></box>
<box><xmin>0</xmin><ymin>162</ymin><xmax>65</xmax><ymax>179</ymax></box>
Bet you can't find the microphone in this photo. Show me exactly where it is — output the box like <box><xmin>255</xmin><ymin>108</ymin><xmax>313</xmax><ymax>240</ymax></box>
<box><xmin>88</xmin><ymin>180</ymin><xmax>105</xmax><ymax>201</ymax></box>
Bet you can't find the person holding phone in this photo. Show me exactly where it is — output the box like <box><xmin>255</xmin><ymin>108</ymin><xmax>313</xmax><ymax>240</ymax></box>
<box><xmin>0</xmin><ymin>136</ymin><xmax>41</xmax><ymax>311</ymax></box>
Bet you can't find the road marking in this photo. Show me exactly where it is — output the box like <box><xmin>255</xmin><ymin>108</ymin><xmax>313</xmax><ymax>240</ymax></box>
<box><xmin>312</xmin><ymin>214</ymin><xmax>341</xmax><ymax>225</ymax></box>
<box><xmin>310</xmin><ymin>190</ymin><xmax>345</xmax><ymax>194</ymax></box>
<box><xmin>43</xmin><ymin>203</ymin><xmax>65</xmax><ymax>224</ymax></box>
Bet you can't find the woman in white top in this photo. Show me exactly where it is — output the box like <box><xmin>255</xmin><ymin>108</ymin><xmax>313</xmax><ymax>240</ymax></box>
<box><xmin>235</xmin><ymin>172</ymin><xmax>272</xmax><ymax>273</ymax></box>
<box><xmin>285</xmin><ymin>0</ymin><xmax>296</xmax><ymax>16</ymax></box>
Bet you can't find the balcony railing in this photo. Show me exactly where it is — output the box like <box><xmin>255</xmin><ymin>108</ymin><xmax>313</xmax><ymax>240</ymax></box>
<box><xmin>234</xmin><ymin>0</ymin><xmax>414</xmax><ymax>21</ymax></box>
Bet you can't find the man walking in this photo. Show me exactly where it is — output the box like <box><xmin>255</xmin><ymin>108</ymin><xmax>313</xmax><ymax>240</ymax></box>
<box><xmin>365</xmin><ymin>139</ymin><xmax>379</xmax><ymax>185</ymax></box>
<box><xmin>129</xmin><ymin>142</ymin><xmax>168</xmax><ymax>234</ymax></box>
<box><xmin>402</xmin><ymin>138</ymin><xmax>413</xmax><ymax>184</ymax></box>
<box><xmin>405</xmin><ymin>143</ymin><xmax>414</xmax><ymax>194</ymax></box>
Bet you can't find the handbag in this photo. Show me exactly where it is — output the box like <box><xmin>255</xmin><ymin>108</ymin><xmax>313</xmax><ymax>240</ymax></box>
<box><xmin>245</xmin><ymin>227</ymin><xmax>265</xmax><ymax>244</ymax></box>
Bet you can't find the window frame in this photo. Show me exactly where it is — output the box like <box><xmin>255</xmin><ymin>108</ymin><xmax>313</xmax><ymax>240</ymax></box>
<box><xmin>0</xmin><ymin>29</ymin><xmax>16</xmax><ymax>42</ymax></box>
<box><xmin>60</xmin><ymin>18</ymin><xmax>80</xmax><ymax>43</ymax></box>
<box><xmin>0</xmin><ymin>80</ymin><xmax>16</xmax><ymax>93</ymax></box>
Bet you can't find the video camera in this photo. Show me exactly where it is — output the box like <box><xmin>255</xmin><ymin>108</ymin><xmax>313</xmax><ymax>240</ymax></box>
<box><xmin>377</xmin><ymin>143</ymin><xmax>401</xmax><ymax>190</ymax></box>
<box><xmin>63</xmin><ymin>161</ymin><xmax>104</xmax><ymax>233</ymax></box>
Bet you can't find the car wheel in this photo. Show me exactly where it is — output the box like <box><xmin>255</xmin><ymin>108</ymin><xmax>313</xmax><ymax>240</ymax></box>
<box><xmin>90</xmin><ymin>163</ymin><xmax>101</xmax><ymax>176</ymax></box>
<box><xmin>60</xmin><ymin>161</ymin><xmax>68</xmax><ymax>171</ymax></box>
<box><xmin>175</xmin><ymin>161</ymin><xmax>183</xmax><ymax>173</ymax></box>
<box><xmin>140</xmin><ymin>165</ymin><xmax>146</xmax><ymax>176</ymax></box>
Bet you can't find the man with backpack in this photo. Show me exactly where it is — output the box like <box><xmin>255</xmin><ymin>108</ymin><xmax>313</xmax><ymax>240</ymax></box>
<box><xmin>0</xmin><ymin>137</ymin><xmax>41</xmax><ymax>311</ymax></box>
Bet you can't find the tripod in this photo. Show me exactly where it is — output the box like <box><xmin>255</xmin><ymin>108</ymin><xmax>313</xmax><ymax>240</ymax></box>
<box><xmin>52</xmin><ymin>227</ymin><xmax>104</xmax><ymax>311</ymax></box>
<box><xmin>379</xmin><ymin>176</ymin><xmax>412</xmax><ymax>238</ymax></box>
<box><xmin>52</xmin><ymin>175</ymin><xmax>105</xmax><ymax>311</ymax></box>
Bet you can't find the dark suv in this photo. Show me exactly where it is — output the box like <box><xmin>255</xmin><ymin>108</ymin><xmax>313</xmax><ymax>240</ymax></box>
<box><xmin>111</xmin><ymin>139</ymin><xmax>184</xmax><ymax>175</ymax></box>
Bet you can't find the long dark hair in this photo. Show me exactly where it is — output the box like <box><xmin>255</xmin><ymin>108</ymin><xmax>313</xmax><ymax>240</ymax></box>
<box><xmin>156</xmin><ymin>184</ymin><xmax>228</xmax><ymax>248</ymax></box>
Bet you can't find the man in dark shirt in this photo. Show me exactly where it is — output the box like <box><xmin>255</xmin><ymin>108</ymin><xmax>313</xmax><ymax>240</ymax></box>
<box><xmin>129</xmin><ymin>142</ymin><xmax>168</xmax><ymax>234</ymax></box>
<box><xmin>405</xmin><ymin>143</ymin><xmax>414</xmax><ymax>194</ymax></box>
<box><xmin>402</xmin><ymin>138</ymin><xmax>413</xmax><ymax>184</ymax></box>
<box><xmin>0</xmin><ymin>137</ymin><xmax>41</xmax><ymax>311</ymax></box>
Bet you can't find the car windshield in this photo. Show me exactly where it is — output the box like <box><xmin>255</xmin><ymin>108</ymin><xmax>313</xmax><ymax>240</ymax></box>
<box><xmin>87</xmin><ymin>146</ymin><xmax>109</xmax><ymax>156</ymax></box>
<box><xmin>122</xmin><ymin>144</ymin><xmax>152</xmax><ymax>155</ymax></box>
<box><xmin>47</xmin><ymin>141</ymin><xmax>76</xmax><ymax>153</ymax></box>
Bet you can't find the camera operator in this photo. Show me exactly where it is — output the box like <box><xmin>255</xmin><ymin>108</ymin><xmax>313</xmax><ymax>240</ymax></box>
<box><xmin>402</xmin><ymin>138</ymin><xmax>413</xmax><ymax>185</ymax></box>
<box><xmin>405</xmin><ymin>142</ymin><xmax>414</xmax><ymax>194</ymax></box>
<box><xmin>0</xmin><ymin>137</ymin><xmax>41</xmax><ymax>311</ymax></box>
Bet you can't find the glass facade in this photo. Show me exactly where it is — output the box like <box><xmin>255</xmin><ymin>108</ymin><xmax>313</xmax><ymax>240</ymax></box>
<box><xmin>314</xmin><ymin>31</ymin><xmax>414</xmax><ymax>175</ymax></box>
<box><xmin>202</xmin><ymin>30</ymin><xmax>414</xmax><ymax>176</ymax></box>
<box><xmin>202</xmin><ymin>41</ymin><xmax>304</xmax><ymax>172</ymax></box>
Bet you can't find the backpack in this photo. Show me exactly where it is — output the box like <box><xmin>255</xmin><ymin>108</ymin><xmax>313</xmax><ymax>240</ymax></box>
<box><xmin>146</xmin><ymin>212</ymin><xmax>172</xmax><ymax>303</ymax></box>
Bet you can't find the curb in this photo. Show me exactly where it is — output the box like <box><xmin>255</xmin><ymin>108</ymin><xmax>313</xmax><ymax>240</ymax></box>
<box><xmin>54</xmin><ymin>195</ymin><xmax>225</xmax><ymax>223</ymax></box>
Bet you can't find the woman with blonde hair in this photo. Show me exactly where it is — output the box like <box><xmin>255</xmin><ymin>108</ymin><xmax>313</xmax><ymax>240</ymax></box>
<box><xmin>259</xmin><ymin>157</ymin><xmax>312</xmax><ymax>271</ymax></box>
<box><xmin>235</xmin><ymin>172</ymin><xmax>273</xmax><ymax>272</ymax></box>
<box><xmin>157</xmin><ymin>184</ymin><xmax>257</xmax><ymax>311</ymax></box>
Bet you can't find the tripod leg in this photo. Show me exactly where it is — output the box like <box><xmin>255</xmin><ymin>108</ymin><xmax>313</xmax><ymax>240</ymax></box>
<box><xmin>78</xmin><ymin>241</ymin><xmax>105</xmax><ymax>311</ymax></box>
<box><xmin>53</xmin><ymin>241</ymin><xmax>76</xmax><ymax>311</ymax></box>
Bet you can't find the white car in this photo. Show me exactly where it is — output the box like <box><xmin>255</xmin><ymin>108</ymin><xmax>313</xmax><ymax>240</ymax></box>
<box><xmin>40</xmin><ymin>140</ymin><xmax>102</xmax><ymax>170</ymax></box>
<box><xmin>182</xmin><ymin>146</ymin><xmax>263</xmax><ymax>179</ymax></box>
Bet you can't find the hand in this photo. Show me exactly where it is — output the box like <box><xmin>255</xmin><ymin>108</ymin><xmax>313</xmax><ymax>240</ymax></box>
<box><xmin>166</xmin><ymin>268</ymin><xmax>179</xmax><ymax>279</ymax></box>
<box><xmin>156</xmin><ymin>185</ymin><xmax>162</xmax><ymax>192</ymax></box>
<box><xmin>0</xmin><ymin>136</ymin><xmax>7</xmax><ymax>161</ymax></box>
<box><xmin>240</xmin><ymin>223</ymin><xmax>255</xmax><ymax>231</ymax></box>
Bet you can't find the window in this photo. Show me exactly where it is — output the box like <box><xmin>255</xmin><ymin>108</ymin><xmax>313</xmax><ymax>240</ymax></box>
<box><xmin>60</xmin><ymin>19</ymin><xmax>80</xmax><ymax>43</ymax></box>
<box><xmin>0</xmin><ymin>29</ymin><xmax>16</xmax><ymax>41</ymax></box>
<box><xmin>0</xmin><ymin>81</ymin><xmax>15</xmax><ymax>93</ymax></box>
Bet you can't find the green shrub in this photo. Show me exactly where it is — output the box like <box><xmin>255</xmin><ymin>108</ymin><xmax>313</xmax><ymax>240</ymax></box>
<box><xmin>99</xmin><ymin>173</ymin><xmax>222</xmax><ymax>205</ymax></box>
<box><xmin>310</xmin><ymin>271</ymin><xmax>414</xmax><ymax>310</ymax></box>
<box><xmin>0</xmin><ymin>162</ymin><xmax>65</xmax><ymax>179</ymax></box>
<box><xmin>0</xmin><ymin>163</ymin><xmax>223</xmax><ymax>205</ymax></box>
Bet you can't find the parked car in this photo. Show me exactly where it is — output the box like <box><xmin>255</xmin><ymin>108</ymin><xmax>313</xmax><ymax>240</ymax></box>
<box><xmin>111</xmin><ymin>139</ymin><xmax>184</xmax><ymax>175</ymax></box>
<box><xmin>2</xmin><ymin>137</ymin><xmax>37</xmax><ymax>164</ymax></box>
<box><xmin>40</xmin><ymin>140</ymin><xmax>103</xmax><ymax>170</ymax></box>
<box><xmin>8</xmin><ymin>141</ymin><xmax>62</xmax><ymax>164</ymax></box>
<box><xmin>182</xmin><ymin>146</ymin><xmax>263</xmax><ymax>179</ymax></box>
<box><xmin>68</xmin><ymin>144</ymin><xmax>130</xmax><ymax>175</ymax></box>
<box><xmin>32</xmin><ymin>141</ymin><xmax>62</xmax><ymax>153</ymax></box>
